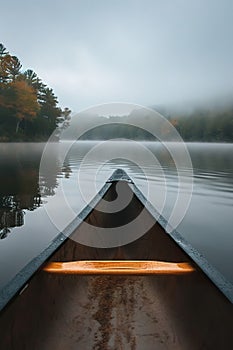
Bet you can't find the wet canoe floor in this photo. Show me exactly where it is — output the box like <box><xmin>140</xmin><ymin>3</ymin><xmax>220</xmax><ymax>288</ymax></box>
<box><xmin>1</xmin><ymin>268</ymin><xmax>233</xmax><ymax>350</ymax></box>
<box><xmin>40</xmin><ymin>274</ymin><xmax>184</xmax><ymax>350</ymax></box>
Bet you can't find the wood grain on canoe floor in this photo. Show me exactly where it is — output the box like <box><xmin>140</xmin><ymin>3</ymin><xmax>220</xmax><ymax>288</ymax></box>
<box><xmin>88</xmin><ymin>275</ymin><xmax>183</xmax><ymax>350</ymax></box>
<box><xmin>0</xmin><ymin>270</ymin><xmax>233</xmax><ymax>349</ymax></box>
<box><xmin>29</xmin><ymin>275</ymin><xmax>188</xmax><ymax>350</ymax></box>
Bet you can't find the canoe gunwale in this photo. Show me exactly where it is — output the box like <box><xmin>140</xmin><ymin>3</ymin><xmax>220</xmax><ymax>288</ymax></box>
<box><xmin>0</xmin><ymin>178</ymin><xmax>112</xmax><ymax>311</ymax></box>
<box><xmin>129</xmin><ymin>181</ymin><xmax>233</xmax><ymax>303</ymax></box>
<box><xmin>0</xmin><ymin>168</ymin><xmax>233</xmax><ymax>312</ymax></box>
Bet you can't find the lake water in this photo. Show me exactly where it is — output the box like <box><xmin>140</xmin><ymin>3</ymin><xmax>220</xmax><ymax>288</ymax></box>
<box><xmin>0</xmin><ymin>141</ymin><xmax>232</xmax><ymax>290</ymax></box>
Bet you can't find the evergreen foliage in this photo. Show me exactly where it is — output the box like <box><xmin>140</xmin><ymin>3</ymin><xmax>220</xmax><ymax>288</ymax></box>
<box><xmin>0</xmin><ymin>44</ymin><xmax>71</xmax><ymax>141</ymax></box>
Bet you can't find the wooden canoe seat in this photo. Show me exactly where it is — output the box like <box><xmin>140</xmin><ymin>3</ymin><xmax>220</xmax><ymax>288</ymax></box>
<box><xmin>43</xmin><ymin>260</ymin><xmax>195</xmax><ymax>275</ymax></box>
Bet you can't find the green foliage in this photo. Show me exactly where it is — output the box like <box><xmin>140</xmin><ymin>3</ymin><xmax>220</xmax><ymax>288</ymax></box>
<box><xmin>173</xmin><ymin>109</ymin><xmax>233</xmax><ymax>142</ymax></box>
<box><xmin>0</xmin><ymin>44</ymin><xmax>9</xmax><ymax>57</ymax></box>
<box><xmin>0</xmin><ymin>43</ymin><xmax>71</xmax><ymax>141</ymax></box>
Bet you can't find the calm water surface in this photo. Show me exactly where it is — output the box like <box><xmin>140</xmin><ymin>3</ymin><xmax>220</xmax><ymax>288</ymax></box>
<box><xmin>0</xmin><ymin>141</ymin><xmax>232</xmax><ymax>289</ymax></box>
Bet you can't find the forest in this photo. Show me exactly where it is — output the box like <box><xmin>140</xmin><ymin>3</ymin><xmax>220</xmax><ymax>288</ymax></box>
<box><xmin>0</xmin><ymin>43</ymin><xmax>71</xmax><ymax>141</ymax></box>
<box><xmin>1</xmin><ymin>43</ymin><xmax>232</xmax><ymax>143</ymax></box>
<box><xmin>78</xmin><ymin>106</ymin><xmax>233</xmax><ymax>142</ymax></box>
<box><xmin>168</xmin><ymin>107</ymin><xmax>233</xmax><ymax>142</ymax></box>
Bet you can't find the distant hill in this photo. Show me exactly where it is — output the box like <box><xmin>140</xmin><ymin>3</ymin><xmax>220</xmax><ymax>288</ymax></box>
<box><xmin>62</xmin><ymin>104</ymin><xmax>233</xmax><ymax>142</ymax></box>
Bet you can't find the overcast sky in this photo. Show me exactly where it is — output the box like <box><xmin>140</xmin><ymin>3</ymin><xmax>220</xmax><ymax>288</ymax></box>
<box><xmin>1</xmin><ymin>0</ymin><xmax>233</xmax><ymax>111</ymax></box>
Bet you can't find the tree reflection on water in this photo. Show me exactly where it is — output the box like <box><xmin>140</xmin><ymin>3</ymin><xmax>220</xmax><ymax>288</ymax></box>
<box><xmin>0</xmin><ymin>143</ymin><xmax>69</xmax><ymax>239</ymax></box>
<box><xmin>0</xmin><ymin>193</ymin><xmax>41</xmax><ymax>239</ymax></box>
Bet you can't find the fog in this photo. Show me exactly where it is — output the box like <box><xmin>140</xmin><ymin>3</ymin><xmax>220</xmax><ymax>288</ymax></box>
<box><xmin>1</xmin><ymin>0</ymin><xmax>233</xmax><ymax>111</ymax></box>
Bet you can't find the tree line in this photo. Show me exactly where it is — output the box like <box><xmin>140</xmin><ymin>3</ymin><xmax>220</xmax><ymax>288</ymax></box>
<box><xmin>77</xmin><ymin>107</ymin><xmax>233</xmax><ymax>142</ymax></box>
<box><xmin>0</xmin><ymin>43</ymin><xmax>71</xmax><ymax>141</ymax></box>
<box><xmin>169</xmin><ymin>108</ymin><xmax>233</xmax><ymax>142</ymax></box>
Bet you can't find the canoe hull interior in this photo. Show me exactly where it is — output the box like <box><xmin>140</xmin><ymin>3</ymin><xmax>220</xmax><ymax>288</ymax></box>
<box><xmin>0</xmin><ymin>180</ymin><xmax>233</xmax><ymax>349</ymax></box>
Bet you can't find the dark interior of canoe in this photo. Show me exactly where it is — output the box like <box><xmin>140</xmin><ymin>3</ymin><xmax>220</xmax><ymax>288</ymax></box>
<box><xmin>0</xmin><ymin>181</ymin><xmax>233</xmax><ymax>349</ymax></box>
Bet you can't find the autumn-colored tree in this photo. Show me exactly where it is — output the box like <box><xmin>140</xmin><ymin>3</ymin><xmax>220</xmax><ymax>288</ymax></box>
<box><xmin>0</xmin><ymin>43</ymin><xmax>70</xmax><ymax>140</ymax></box>
<box><xmin>0</xmin><ymin>44</ymin><xmax>9</xmax><ymax>83</ymax></box>
<box><xmin>0</xmin><ymin>55</ymin><xmax>12</xmax><ymax>83</ymax></box>
<box><xmin>10</xmin><ymin>80</ymin><xmax>39</xmax><ymax>119</ymax></box>
<box><xmin>0</xmin><ymin>80</ymin><xmax>39</xmax><ymax>132</ymax></box>
<box><xmin>0</xmin><ymin>54</ymin><xmax>22</xmax><ymax>83</ymax></box>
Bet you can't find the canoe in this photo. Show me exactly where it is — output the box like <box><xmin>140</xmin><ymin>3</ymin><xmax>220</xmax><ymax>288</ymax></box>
<box><xmin>0</xmin><ymin>168</ymin><xmax>233</xmax><ymax>349</ymax></box>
